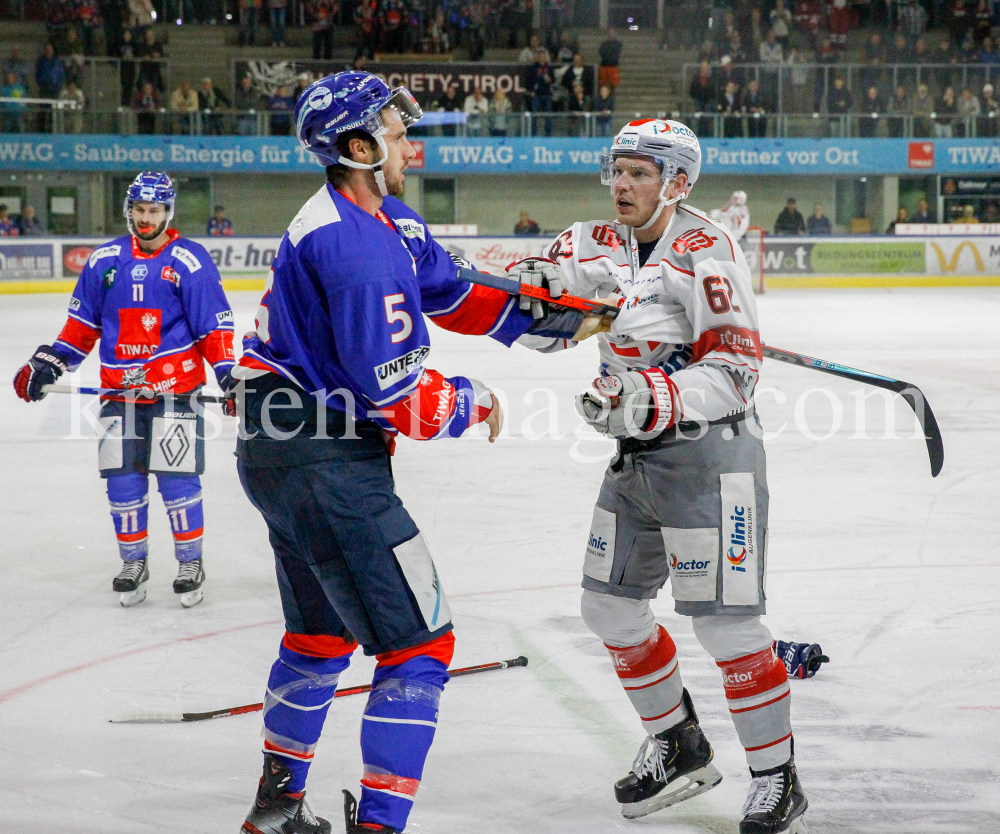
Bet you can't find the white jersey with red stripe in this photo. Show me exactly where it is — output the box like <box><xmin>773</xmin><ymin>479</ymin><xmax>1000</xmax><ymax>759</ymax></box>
<box><xmin>528</xmin><ymin>204</ymin><xmax>762</xmax><ymax>423</ymax></box>
<box><xmin>719</xmin><ymin>202</ymin><xmax>750</xmax><ymax>241</ymax></box>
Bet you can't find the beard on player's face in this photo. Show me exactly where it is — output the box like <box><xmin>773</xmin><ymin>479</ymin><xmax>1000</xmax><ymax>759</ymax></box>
<box><xmin>134</xmin><ymin>218</ymin><xmax>167</xmax><ymax>240</ymax></box>
<box><xmin>132</xmin><ymin>204</ymin><xmax>168</xmax><ymax>240</ymax></box>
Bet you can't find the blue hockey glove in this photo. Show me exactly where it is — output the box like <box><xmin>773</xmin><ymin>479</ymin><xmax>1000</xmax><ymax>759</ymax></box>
<box><xmin>774</xmin><ymin>640</ymin><xmax>829</xmax><ymax>679</ymax></box>
<box><xmin>13</xmin><ymin>344</ymin><xmax>70</xmax><ymax>402</ymax></box>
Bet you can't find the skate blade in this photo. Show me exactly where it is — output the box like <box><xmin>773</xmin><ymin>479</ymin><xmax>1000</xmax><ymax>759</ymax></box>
<box><xmin>179</xmin><ymin>587</ymin><xmax>204</xmax><ymax>608</ymax></box>
<box><xmin>621</xmin><ymin>762</ymin><xmax>723</xmax><ymax>819</ymax></box>
<box><xmin>119</xmin><ymin>586</ymin><xmax>147</xmax><ymax>607</ymax></box>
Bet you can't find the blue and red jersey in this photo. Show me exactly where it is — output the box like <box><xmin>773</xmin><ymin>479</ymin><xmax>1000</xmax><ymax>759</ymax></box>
<box><xmin>53</xmin><ymin>230</ymin><xmax>235</xmax><ymax>394</ymax></box>
<box><xmin>240</xmin><ymin>184</ymin><xmax>558</xmax><ymax>440</ymax></box>
<box><xmin>207</xmin><ymin>217</ymin><xmax>234</xmax><ymax>237</ymax></box>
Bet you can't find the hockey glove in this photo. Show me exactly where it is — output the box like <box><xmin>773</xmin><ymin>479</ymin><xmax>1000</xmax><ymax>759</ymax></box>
<box><xmin>575</xmin><ymin>367</ymin><xmax>679</xmax><ymax>439</ymax></box>
<box><xmin>506</xmin><ymin>256</ymin><xmax>565</xmax><ymax>320</ymax></box>
<box><xmin>774</xmin><ymin>640</ymin><xmax>829</xmax><ymax>679</ymax></box>
<box><xmin>215</xmin><ymin>366</ymin><xmax>237</xmax><ymax>417</ymax></box>
<box><xmin>13</xmin><ymin>344</ymin><xmax>70</xmax><ymax>402</ymax></box>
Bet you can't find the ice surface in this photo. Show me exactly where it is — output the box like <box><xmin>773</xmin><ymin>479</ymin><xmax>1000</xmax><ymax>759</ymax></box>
<box><xmin>0</xmin><ymin>288</ymin><xmax>998</xmax><ymax>833</ymax></box>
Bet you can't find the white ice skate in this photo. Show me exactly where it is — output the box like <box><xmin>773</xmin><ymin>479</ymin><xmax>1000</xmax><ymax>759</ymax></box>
<box><xmin>113</xmin><ymin>559</ymin><xmax>149</xmax><ymax>607</ymax></box>
<box><xmin>173</xmin><ymin>558</ymin><xmax>204</xmax><ymax>608</ymax></box>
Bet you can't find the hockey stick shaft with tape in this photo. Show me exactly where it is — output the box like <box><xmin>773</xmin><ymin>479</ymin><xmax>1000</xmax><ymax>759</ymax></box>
<box><xmin>109</xmin><ymin>655</ymin><xmax>529</xmax><ymax>723</ymax></box>
<box><xmin>41</xmin><ymin>384</ymin><xmax>230</xmax><ymax>404</ymax></box>
<box><xmin>458</xmin><ymin>268</ymin><xmax>943</xmax><ymax>476</ymax></box>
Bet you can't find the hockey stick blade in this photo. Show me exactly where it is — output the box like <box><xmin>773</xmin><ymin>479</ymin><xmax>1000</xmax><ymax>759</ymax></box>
<box><xmin>461</xmin><ymin>269</ymin><xmax>944</xmax><ymax>476</ymax></box>
<box><xmin>109</xmin><ymin>656</ymin><xmax>529</xmax><ymax>723</ymax></box>
<box><xmin>42</xmin><ymin>383</ymin><xmax>230</xmax><ymax>404</ymax></box>
<box><xmin>762</xmin><ymin>346</ymin><xmax>944</xmax><ymax>477</ymax></box>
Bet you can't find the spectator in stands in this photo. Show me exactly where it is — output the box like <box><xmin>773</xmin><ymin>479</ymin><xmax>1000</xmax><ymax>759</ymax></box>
<box><xmin>488</xmin><ymin>85</ymin><xmax>513</xmax><ymax>136</ymax></box>
<box><xmin>0</xmin><ymin>71</ymin><xmax>28</xmax><ymax>133</ymax></box>
<box><xmin>980</xmin><ymin>83</ymin><xmax>999</xmax><ymax>136</ymax></box>
<box><xmin>234</xmin><ymin>74</ymin><xmax>261</xmax><ymax>135</ymax></box>
<box><xmin>807</xmin><ymin>202</ymin><xmax>832</xmax><ymax>235</ymax></box>
<box><xmin>898</xmin><ymin>0</ymin><xmax>928</xmax><ymax>38</ymax></box>
<box><xmin>912</xmin><ymin>82</ymin><xmax>934</xmax><ymax>136</ymax></box>
<box><xmin>59</xmin><ymin>78</ymin><xmax>85</xmax><ymax>132</ymax></box>
<box><xmin>951</xmin><ymin>0</ymin><xmax>973</xmax><ymax>45</ymax></box>
<box><xmin>102</xmin><ymin>0</ymin><xmax>127</xmax><ymax>59</ymax></box>
<box><xmin>528</xmin><ymin>49</ymin><xmax>554</xmax><ymax>136</ymax></box>
<box><xmin>716</xmin><ymin>54</ymin><xmax>741</xmax><ymax>98</ymax></box>
<box><xmin>434</xmin><ymin>82</ymin><xmax>462</xmax><ymax>137</ymax></box>
<box><xmin>45</xmin><ymin>0</ymin><xmax>70</xmax><ymax>49</ymax></box>
<box><xmin>118</xmin><ymin>29</ymin><xmax>137</xmax><ymax>106</ymax></box>
<box><xmin>267</xmin><ymin>84</ymin><xmax>295</xmax><ymax>135</ymax></box>
<box><xmin>973</xmin><ymin>0</ymin><xmax>993</xmax><ymax>45</ymax></box>
<box><xmin>886</xmin><ymin>206</ymin><xmax>908</xmax><ymax>234</ymax></box>
<box><xmin>307</xmin><ymin>0</ymin><xmax>336</xmax><ymax>60</ymax></box>
<box><xmin>62</xmin><ymin>28</ymin><xmax>85</xmax><ymax>89</ymax></box>
<box><xmin>4</xmin><ymin>47</ymin><xmax>32</xmax><ymax>91</ymax></box>
<box><xmin>828</xmin><ymin>76</ymin><xmax>852</xmax><ymax>135</ymax></box>
<box><xmin>759</xmin><ymin>29</ymin><xmax>783</xmax><ymax>110</ymax></box>
<box><xmin>132</xmin><ymin>80</ymin><xmax>160</xmax><ymax>134</ymax></box>
<box><xmin>567</xmin><ymin>81</ymin><xmax>590</xmax><ymax>135</ymax></box>
<box><xmin>128</xmin><ymin>0</ymin><xmax>155</xmax><ymax>37</ymax></box>
<box><xmin>956</xmin><ymin>86</ymin><xmax>981</xmax><ymax>136</ymax></box>
<box><xmin>814</xmin><ymin>37</ymin><xmax>838</xmax><ymax>111</ymax></box>
<box><xmin>912</xmin><ymin>37</ymin><xmax>932</xmax><ymax>65</ymax></box>
<box><xmin>887</xmin><ymin>84</ymin><xmax>910</xmax><ymax>137</ymax></box>
<box><xmin>827</xmin><ymin>0</ymin><xmax>852</xmax><ymax>54</ymax></box>
<box><xmin>774</xmin><ymin>198</ymin><xmax>806</xmax><ymax>235</ymax></box>
<box><xmin>0</xmin><ymin>205</ymin><xmax>19</xmax><ymax>237</ymax></box>
<box><xmin>770</xmin><ymin>0</ymin><xmax>792</xmax><ymax>51</ymax></box>
<box><xmin>726</xmin><ymin>32</ymin><xmax>747</xmax><ymax>64</ymax></box>
<box><xmin>598</xmin><ymin>27</ymin><xmax>622</xmax><ymax>91</ymax></box>
<box><xmin>555</xmin><ymin>31</ymin><xmax>577</xmax><ymax>66</ymax></box>
<box><xmin>198</xmin><ymin>76</ymin><xmax>230</xmax><ymax>135</ymax></box>
<box><xmin>889</xmin><ymin>33</ymin><xmax>909</xmax><ymax>66</ymax></box>
<box><xmin>934</xmin><ymin>35</ymin><xmax>957</xmax><ymax>90</ymax></box>
<box><xmin>137</xmin><ymin>32</ymin><xmax>164</xmax><ymax>93</ymax></box>
<box><xmin>957</xmin><ymin>31</ymin><xmax>978</xmax><ymax>64</ymax></box>
<box><xmin>982</xmin><ymin>201</ymin><xmax>999</xmax><ymax>223</ymax></box>
<box><xmin>793</xmin><ymin>0</ymin><xmax>821</xmax><ymax>47</ymax></box>
<box><xmin>960</xmin><ymin>203</ymin><xmax>979</xmax><ymax>222</ymax></box>
<box><xmin>562</xmin><ymin>52</ymin><xmax>594</xmax><ymax>97</ymax></box>
<box><xmin>977</xmin><ymin>36</ymin><xmax>999</xmax><ymax>64</ymax></box>
<box><xmin>519</xmin><ymin>33</ymin><xmax>541</xmax><ymax>64</ymax></box>
<box><xmin>18</xmin><ymin>205</ymin><xmax>41</xmax><ymax>236</ymax></box>
<box><xmin>239</xmin><ymin>0</ymin><xmax>262</xmax><ymax>47</ymax></box>
<box><xmin>697</xmin><ymin>38</ymin><xmax>717</xmax><ymax>65</ymax></box>
<box><xmin>690</xmin><ymin>60</ymin><xmax>715</xmax><ymax>135</ymax></box>
<box><xmin>912</xmin><ymin>197</ymin><xmax>936</xmax><ymax>223</ymax></box>
<box><xmin>35</xmin><ymin>43</ymin><xmax>65</xmax><ymax>100</ymax></box>
<box><xmin>749</xmin><ymin>6</ymin><xmax>764</xmax><ymax>54</ymax></box>
<box><xmin>860</xmin><ymin>32</ymin><xmax>887</xmax><ymax>92</ymax></box>
<box><xmin>463</xmin><ymin>85</ymin><xmax>489</xmax><ymax>136</ymax></box>
<box><xmin>742</xmin><ymin>78</ymin><xmax>767</xmax><ymax>137</ymax></box>
<box><xmin>935</xmin><ymin>85</ymin><xmax>957</xmax><ymax>136</ymax></box>
<box><xmin>785</xmin><ymin>46</ymin><xmax>811</xmax><ymax>113</ymax></box>
<box><xmin>514</xmin><ymin>209</ymin><xmax>540</xmax><ymax>236</ymax></box>
<box><xmin>719</xmin><ymin>80</ymin><xmax>743</xmax><ymax>137</ymax></box>
<box><xmin>858</xmin><ymin>85</ymin><xmax>885</xmax><ymax>137</ymax></box>
<box><xmin>594</xmin><ymin>83</ymin><xmax>614</xmax><ymax>136</ymax></box>
<box><xmin>268</xmin><ymin>0</ymin><xmax>288</xmax><ymax>47</ymax></box>
<box><xmin>207</xmin><ymin>205</ymin><xmax>234</xmax><ymax>236</ymax></box>
<box><xmin>170</xmin><ymin>81</ymin><xmax>199</xmax><ymax>133</ymax></box>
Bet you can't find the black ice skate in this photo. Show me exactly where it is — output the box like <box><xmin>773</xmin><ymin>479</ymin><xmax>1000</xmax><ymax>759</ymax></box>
<box><xmin>113</xmin><ymin>559</ymin><xmax>148</xmax><ymax>607</ymax></box>
<box><xmin>740</xmin><ymin>755</ymin><xmax>808</xmax><ymax>834</ymax></box>
<box><xmin>241</xmin><ymin>754</ymin><xmax>332</xmax><ymax>834</ymax></box>
<box><xmin>614</xmin><ymin>689</ymin><xmax>723</xmax><ymax>819</ymax></box>
<box><xmin>342</xmin><ymin>789</ymin><xmax>398</xmax><ymax>833</ymax></box>
<box><xmin>173</xmin><ymin>558</ymin><xmax>204</xmax><ymax>608</ymax></box>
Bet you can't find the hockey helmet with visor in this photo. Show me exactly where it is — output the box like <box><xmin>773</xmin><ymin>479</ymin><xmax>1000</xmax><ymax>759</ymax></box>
<box><xmin>295</xmin><ymin>71</ymin><xmax>423</xmax><ymax>196</ymax></box>
<box><xmin>123</xmin><ymin>171</ymin><xmax>176</xmax><ymax>238</ymax></box>
<box><xmin>601</xmin><ymin>119</ymin><xmax>702</xmax><ymax>230</ymax></box>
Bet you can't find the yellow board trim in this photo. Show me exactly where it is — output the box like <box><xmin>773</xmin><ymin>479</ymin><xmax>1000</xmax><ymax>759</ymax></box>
<box><xmin>764</xmin><ymin>275</ymin><xmax>1000</xmax><ymax>288</ymax></box>
<box><xmin>0</xmin><ymin>277</ymin><xmax>269</xmax><ymax>294</ymax></box>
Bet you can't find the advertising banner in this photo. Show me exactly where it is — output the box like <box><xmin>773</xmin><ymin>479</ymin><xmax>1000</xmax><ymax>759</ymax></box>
<box><xmin>3</xmin><ymin>134</ymin><xmax>1000</xmax><ymax>176</ymax></box>
<box><xmin>761</xmin><ymin>237</ymin><xmax>926</xmax><ymax>274</ymax></box>
<box><xmin>437</xmin><ymin>236</ymin><xmax>548</xmax><ymax>273</ymax></box>
<box><xmin>0</xmin><ymin>242</ymin><xmax>56</xmax><ymax>280</ymax></box>
<box><xmin>924</xmin><ymin>236</ymin><xmax>1000</xmax><ymax>274</ymax></box>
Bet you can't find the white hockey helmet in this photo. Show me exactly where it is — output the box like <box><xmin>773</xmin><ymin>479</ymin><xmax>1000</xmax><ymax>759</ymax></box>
<box><xmin>600</xmin><ymin>119</ymin><xmax>702</xmax><ymax>230</ymax></box>
<box><xmin>731</xmin><ymin>190</ymin><xmax>747</xmax><ymax>205</ymax></box>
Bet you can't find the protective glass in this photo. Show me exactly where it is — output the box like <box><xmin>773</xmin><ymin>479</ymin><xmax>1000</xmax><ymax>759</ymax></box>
<box><xmin>385</xmin><ymin>87</ymin><xmax>423</xmax><ymax>127</ymax></box>
<box><xmin>600</xmin><ymin>154</ymin><xmax>667</xmax><ymax>187</ymax></box>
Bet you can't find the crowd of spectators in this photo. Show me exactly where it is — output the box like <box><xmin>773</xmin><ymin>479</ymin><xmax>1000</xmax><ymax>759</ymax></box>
<box><xmin>688</xmin><ymin>0</ymin><xmax>1000</xmax><ymax>137</ymax></box>
<box><xmin>0</xmin><ymin>203</ymin><xmax>44</xmax><ymax>236</ymax></box>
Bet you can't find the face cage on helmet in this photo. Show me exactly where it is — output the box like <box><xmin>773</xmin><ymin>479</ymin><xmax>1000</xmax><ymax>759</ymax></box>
<box><xmin>123</xmin><ymin>196</ymin><xmax>175</xmax><ymax>238</ymax></box>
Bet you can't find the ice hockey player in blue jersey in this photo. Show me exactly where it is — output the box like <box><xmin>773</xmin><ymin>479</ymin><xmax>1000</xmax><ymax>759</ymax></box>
<box><xmin>234</xmin><ymin>71</ymin><xmax>598</xmax><ymax>834</ymax></box>
<box><xmin>13</xmin><ymin>172</ymin><xmax>235</xmax><ymax>608</ymax></box>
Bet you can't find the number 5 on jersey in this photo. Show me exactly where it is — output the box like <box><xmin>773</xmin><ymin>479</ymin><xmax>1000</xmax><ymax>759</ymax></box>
<box><xmin>384</xmin><ymin>293</ymin><xmax>413</xmax><ymax>343</ymax></box>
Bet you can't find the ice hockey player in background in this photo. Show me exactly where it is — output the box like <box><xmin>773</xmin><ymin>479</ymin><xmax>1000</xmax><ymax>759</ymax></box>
<box><xmin>519</xmin><ymin>120</ymin><xmax>808</xmax><ymax>833</ymax></box>
<box><xmin>233</xmin><ymin>72</ymin><xmax>596</xmax><ymax>834</ymax></box>
<box><xmin>13</xmin><ymin>173</ymin><xmax>235</xmax><ymax>608</ymax></box>
<box><xmin>711</xmin><ymin>190</ymin><xmax>750</xmax><ymax>241</ymax></box>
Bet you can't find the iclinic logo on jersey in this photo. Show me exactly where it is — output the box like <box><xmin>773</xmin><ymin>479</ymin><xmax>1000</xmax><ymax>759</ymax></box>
<box><xmin>308</xmin><ymin>86</ymin><xmax>333</xmax><ymax>111</ymax></box>
<box><xmin>131</xmin><ymin>264</ymin><xmax>148</xmax><ymax>281</ymax></box>
<box><xmin>727</xmin><ymin>504</ymin><xmax>749</xmax><ymax>571</ymax></box>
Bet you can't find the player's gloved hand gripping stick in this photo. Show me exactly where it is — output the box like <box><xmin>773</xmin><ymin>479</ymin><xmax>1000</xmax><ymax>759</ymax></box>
<box><xmin>456</xmin><ymin>265</ymin><xmax>945</xmax><ymax>477</ymax></box>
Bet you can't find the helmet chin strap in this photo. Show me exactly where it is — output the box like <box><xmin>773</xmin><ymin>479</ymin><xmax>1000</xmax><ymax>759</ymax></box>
<box><xmin>333</xmin><ymin>133</ymin><xmax>391</xmax><ymax>197</ymax></box>
<box><xmin>635</xmin><ymin>179</ymin><xmax>687</xmax><ymax>232</ymax></box>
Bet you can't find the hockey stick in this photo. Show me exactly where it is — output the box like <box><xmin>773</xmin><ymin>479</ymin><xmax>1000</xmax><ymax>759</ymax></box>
<box><xmin>41</xmin><ymin>383</ymin><xmax>230</xmax><ymax>404</ymax></box>
<box><xmin>458</xmin><ymin>267</ymin><xmax>944</xmax><ymax>477</ymax></box>
<box><xmin>108</xmin><ymin>655</ymin><xmax>529</xmax><ymax>724</ymax></box>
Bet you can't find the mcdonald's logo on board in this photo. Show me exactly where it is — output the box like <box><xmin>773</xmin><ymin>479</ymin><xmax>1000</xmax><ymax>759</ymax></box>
<box><xmin>930</xmin><ymin>241</ymin><xmax>985</xmax><ymax>272</ymax></box>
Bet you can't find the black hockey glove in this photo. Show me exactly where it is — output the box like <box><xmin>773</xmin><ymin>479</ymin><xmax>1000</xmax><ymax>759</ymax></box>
<box><xmin>774</xmin><ymin>640</ymin><xmax>829</xmax><ymax>679</ymax></box>
<box><xmin>13</xmin><ymin>344</ymin><xmax>70</xmax><ymax>402</ymax></box>
<box><xmin>215</xmin><ymin>366</ymin><xmax>237</xmax><ymax>417</ymax></box>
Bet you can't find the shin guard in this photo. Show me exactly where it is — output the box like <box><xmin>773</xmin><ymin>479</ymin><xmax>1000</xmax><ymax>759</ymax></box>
<box><xmin>156</xmin><ymin>474</ymin><xmax>204</xmax><ymax>562</ymax></box>
<box><xmin>107</xmin><ymin>473</ymin><xmax>149</xmax><ymax>561</ymax></box>
<box><xmin>606</xmin><ymin>624</ymin><xmax>688</xmax><ymax>734</ymax></box>
<box><xmin>718</xmin><ymin>647</ymin><xmax>792</xmax><ymax>770</ymax></box>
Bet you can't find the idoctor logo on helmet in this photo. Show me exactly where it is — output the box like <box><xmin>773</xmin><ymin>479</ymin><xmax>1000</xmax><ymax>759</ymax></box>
<box><xmin>307</xmin><ymin>86</ymin><xmax>333</xmax><ymax>111</ymax></box>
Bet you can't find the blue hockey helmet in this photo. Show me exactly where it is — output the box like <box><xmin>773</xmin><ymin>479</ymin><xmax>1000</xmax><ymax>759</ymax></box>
<box><xmin>294</xmin><ymin>71</ymin><xmax>423</xmax><ymax>195</ymax></box>
<box><xmin>123</xmin><ymin>171</ymin><xmax>176</xmax><ymax>237</ymax></box>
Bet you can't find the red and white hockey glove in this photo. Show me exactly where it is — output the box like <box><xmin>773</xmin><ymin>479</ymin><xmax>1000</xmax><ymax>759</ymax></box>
<box><xmin>575</xmin><ymin>368</ymin><xmax>680</xmax><ymax>439</ymax></box>
<box><xmin>505</xmin><ymin>256</ymin><xmax>565</xmax><ymax>319</ymax></box>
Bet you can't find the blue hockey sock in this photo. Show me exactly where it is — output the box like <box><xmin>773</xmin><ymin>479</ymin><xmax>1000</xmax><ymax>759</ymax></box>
<box><xmin>358</xmin><ymin>655</ymin><xmax>449</xmax><ymax>831</ymax></box>
<box><xmin>156</xmin><ymin>474</ymin><xmax>204</xmax><ymax>562</ymax></box>
<box><xmin>107</xmin><ymin>473</ymin><xmax>149</xmax><ymax>561</ymax></box>
<box><xmin>262</xmin><ymin>640</ymin><xmax>351</xmax><ymax>793</ymax></box>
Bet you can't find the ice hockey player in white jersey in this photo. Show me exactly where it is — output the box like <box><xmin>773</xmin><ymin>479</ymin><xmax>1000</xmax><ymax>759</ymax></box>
<box><xmin>518</xmin><ymin>119</ymin><xmax>808</xmax><ymax>834</ymax></box>
<box><xmin>711</xmin><ymin>190</ymin><xmax>750</xmax><ymax>241</ymax></box>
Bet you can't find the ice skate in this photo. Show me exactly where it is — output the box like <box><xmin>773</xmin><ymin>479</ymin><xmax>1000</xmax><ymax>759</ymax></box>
<box><xmin>173</xmin><ymin>558</ymin><xmax>204</xmax><ymax>608</ymax></box>
<box><xmin>740</xmin><ymin>756</ymin><xmax>808</xmax><ymax>834</ymax></box>
<box><xmin>241</xmin><ymin>754</ymin><xmax>331</xmax><ymax>834</ymax></box>
<box><xmin>113</xmin><ymin>559</ymin><xmax>148</xmax><ymax>607</ymax></box>
<box><xmin>342</xmin><ymin>789</ymin><xmax>398</xmax><ymax>833</ymax></box>
<box><xmin>614</xmin><ymin>689</ymin><xmax>722</xmax><ymax>819</ymax></box>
